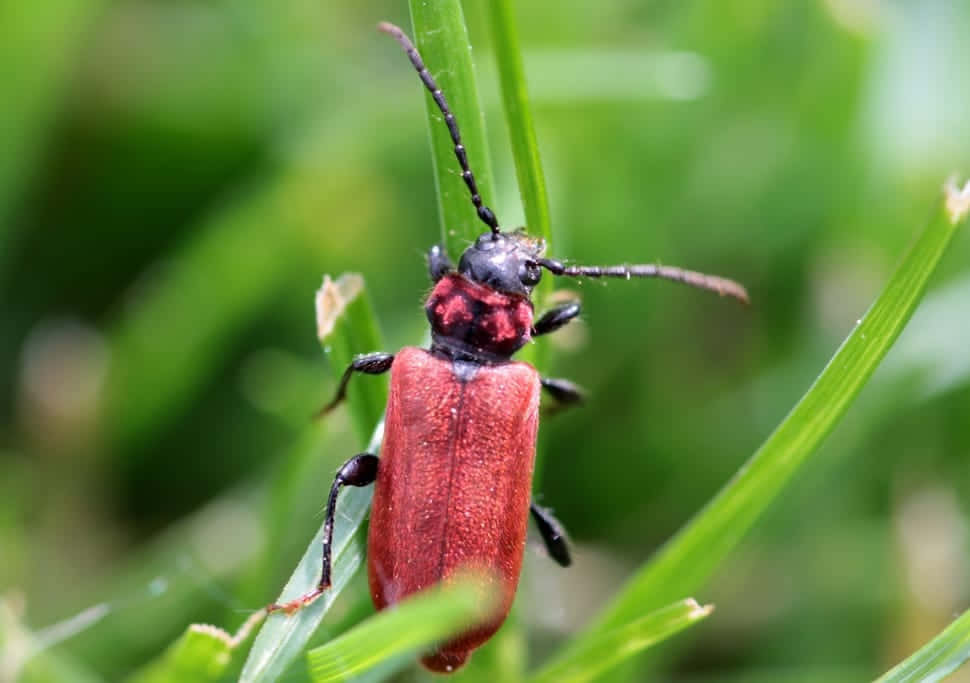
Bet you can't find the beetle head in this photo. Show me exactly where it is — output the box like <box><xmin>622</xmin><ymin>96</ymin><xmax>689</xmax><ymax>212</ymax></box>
<box><xmin>458</xmin><ymin>230</ymin><xmax>546</xmax><ymax>297</ymax></box>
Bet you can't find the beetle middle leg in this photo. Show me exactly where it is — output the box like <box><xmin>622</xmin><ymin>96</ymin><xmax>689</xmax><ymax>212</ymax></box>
<box><xmin>530</xmin><ymin>502</ymin><xmax>571</xmax><ymax>567</ymax></box>
<box><xmin>541</xmin><ymin>377</ymin><xmax>585</xmax><ymax>409</ymax></box>
<box><xmin>318</xmin><ymin>352</ymin><xmax>394</xmax><ymax>416</ymax></box>
<box><xmin>267</xmin><ymin>453</ymin><xmax>379</xmax><ymax>614</ymax></box>
<box><xmin>535</xmin><ymin>301</ymin><xmax>585</xmax><ymax>413</ymax></box>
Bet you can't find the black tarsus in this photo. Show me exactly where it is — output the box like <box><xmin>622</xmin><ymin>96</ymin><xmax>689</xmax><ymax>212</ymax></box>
<box><xmin>533</xmin><ymin>300</ymin><xmax>582</xmax><ymax>337</ymax></box>
<box><xmin>267</xmin><ymin>453</ymin><xmax>379</xmax><ymax>613</ymax></box>
<box><xmin>319</xmin><ymin>352</ymin><xmax>395</xmax><ymax>416</ymax></box>
<box><xmin>530</xmin><ymin>502</ymin><xmax>572</xmax><ymax>567</ymax></box>
<box><xmin>378</xmin><ymin>21</ymin><xmax>500</xmax><ymax>234</ymax></box>
<box><xmin>538</xmin><ymin>258</ymin><xmax>750</xmax><ymax>305</ymax></box>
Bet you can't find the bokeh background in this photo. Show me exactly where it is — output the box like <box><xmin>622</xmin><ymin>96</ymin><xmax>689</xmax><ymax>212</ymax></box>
<box><xmin>3</xmin><ymin>0</ymin><xmax>970</xmax><ymax>680</ymax></box>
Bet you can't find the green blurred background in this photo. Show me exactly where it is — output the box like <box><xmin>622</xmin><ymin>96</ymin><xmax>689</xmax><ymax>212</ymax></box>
<box><xmin>3</xmin><ymin>0</ymin><xmax>970</xmax><ymax>680</ymax></box>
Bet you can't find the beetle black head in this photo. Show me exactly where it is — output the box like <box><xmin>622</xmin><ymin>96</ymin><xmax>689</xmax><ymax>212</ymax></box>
<box><xmin>458</xmin><ymin>230</ymin><xmax>545</xmax><ymax>297</ymax></box>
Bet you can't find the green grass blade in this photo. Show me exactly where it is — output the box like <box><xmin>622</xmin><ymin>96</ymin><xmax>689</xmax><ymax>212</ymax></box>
<box><xmin>314</xmin><ymin>274</ymin><xmax>389</xmax><ymax>444</ymax></box>
<box><xmin>484</xmin><ymin>0</ymin><xmax>552</xmax><ymax>248</ymax></box>
<box><xmin>874</xmin><ymin>608</ymin><xmax>970</xmax><ymax>683</ymax></box>
<box><xmin>239</xmin><ymin>421</ymin><xmax>381</xmax><ymax>683</ymax></box>
<box><xmin>128</xmin><ymin>627</ymin><xmax>232</xmax><ymax>683</ymax></box>
<box><xmin>306</xmin><ymin>578</ymin><xmax>491</xmax><ymax>682</ymax></box>
<box><xmin>483</xmin><ymin>0</ymin><xmax>554</xmax><ymax>480</ymax></box>
<box><xmin>127</xmin><ymin>612</ymin><xmax>262</xmax><ymax>683</ymax></box>
<box><xmin>530</xmin><ymin>599</ymin><xmax>713</xmax><ymax>683</ymax></box>
<box><xmin>406</xmin><ymin>0</ymin><xmax>495</xmax><ymax>257</ymax></box>
<box><xmin>240</xmin><ymin>275</ymin><xmax>386</xmax><ymax>683</ymax></box>
<box><xmin>559</xmin><ymin>180</ymin><xmax>970</xmax><ymax>652</ymax></box>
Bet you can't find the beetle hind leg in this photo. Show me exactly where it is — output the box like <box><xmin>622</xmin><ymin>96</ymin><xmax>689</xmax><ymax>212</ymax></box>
<box><xmin>530</xmin><ymin>502</ymin><xmax>572</xmax><ymax>567</ymax></box>
<box><xmin>267</xmin><ymin>453</ymin><xmax>379</xmax><ymax>614</ymax></box>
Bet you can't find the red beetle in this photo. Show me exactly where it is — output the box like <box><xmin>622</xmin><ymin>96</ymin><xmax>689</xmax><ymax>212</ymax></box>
<box><xmin>268</xmin><ymin>21</ymin><xmax>748</xmax><ymax>672</ymax></box>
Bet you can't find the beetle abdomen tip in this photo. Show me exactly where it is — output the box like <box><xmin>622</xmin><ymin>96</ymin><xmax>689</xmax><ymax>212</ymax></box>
<box><xmin>420</xmin><ymin>649</ymin><xmax>470</xmax><ymax>673</ymax></box>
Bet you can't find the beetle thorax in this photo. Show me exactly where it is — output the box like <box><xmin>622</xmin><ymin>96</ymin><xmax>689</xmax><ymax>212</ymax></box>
<box><xmin>426</xmin><ymin>273</ymin><xmax>534</xmax><ymax>362</ymax></box>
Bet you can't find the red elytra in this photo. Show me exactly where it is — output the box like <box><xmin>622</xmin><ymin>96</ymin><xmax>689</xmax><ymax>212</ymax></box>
<box><xmin>370</xmin><ymin>346</ymin><xmax>539</xmax><ymax>672</ymax></box>
<box><xmin>265</xmin><ymin>21</ymin><xmax>748</xmax><ymax>674</ymax></box>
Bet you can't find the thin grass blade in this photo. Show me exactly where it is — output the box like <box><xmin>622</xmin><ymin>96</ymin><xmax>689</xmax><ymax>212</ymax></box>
<box><xmin>407</xmin><ymin>0</ymin><xmax>495</xmax><ymax>256</ymax></box>
<box><xmin>484</xmin><ymin>0</ymin><xmax>552</xmax><ymax>249</ymax></box>
<box><xmin>874</xmin><ymin>608</ymin><xmax>970</xmax><ymax>683</ymax></box>
<box><xmin>239</xmin><ymin>421</ymin><xmax>381</xmax><ymax>683</ymax></box>
<box><xmin>128</xmin><ymin>627</ymin><xmax>232</xmax><ymax>683</ymax></box>
<box><xmin>483</xmin><ymin>0</ymin><xmax>553</xmax><ymax>398</ymax></box>
<box><xmin>240</xmin><ymin>274</ymin><xmax>386</xmax><ymax>683</ymax></box>
<box><xmin>127</xmin><ymin>611</ymin><xmax>262</xmax><ymax>683</ymax></box>
<box><xmin>313</xmin><ymin>274</ymin><xmax>388</xmax><ymax>443</ymax></box>
<box><xmin>556</xmin><ymin>181</ymin><xmax>970</xmax><ymax>662</ymax></box>
<box><xmin>530</xmin><ymin>599</ymin><xmax>713</xmax><ymax>683</ymax></box>
<box><xmin>306</xmin><ymin>578</ymin><xmax>491</xmax><ymax>682</ymax></box>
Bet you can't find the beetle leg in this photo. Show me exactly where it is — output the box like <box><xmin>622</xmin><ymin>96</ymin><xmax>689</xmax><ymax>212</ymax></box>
<box><xmin>532</xmin><ymin>300</ymin><xmax>581</xmax><ymax>337</ymax></box>
<box><xmin>541</xmin><ymin>377</ymin><xmax>585</xmax><ymax>408</ymax></box>
<box><xmin>530</xmin><ymin>502</ymin><xmax>571</xmax><ymax>567</ymax></box>
<box><xmin>268</xmin><ymin>453</ymin><xmax>379</xmax><ymax>614</ymax></box>
<box><xmin>541</xmin><ymin>377</ymin><xmax>585</xmax><ymax>417</ymax></box>
<box><xmin>428</xmin><ymin>244</ymin><xmax>454</xmax><ymax>282</ymax></box>
<box><xmin>318</xmin><ymin>352</ymin><xmax>395</xmax><ymax>416</ymax></box>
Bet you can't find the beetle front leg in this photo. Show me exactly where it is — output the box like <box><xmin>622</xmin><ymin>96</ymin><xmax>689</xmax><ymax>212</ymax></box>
<box><xmin>267</xmin><ymin>453</ymin><xmax>379</xmax><ymax>614</ymax></box>
<box><xmin>530</xmin><ymin>502</ymin><xmax>571</xmax><ymax>567</ymax></box>
<box><xmin>532</xmin><ymin>300</ymin><xmax>581</xmax><ymax>337</ymax></box>
<box><xmin>319</xmin><ymin>352</ymin><xmax>394</xmax><ymax>415</ymax></box>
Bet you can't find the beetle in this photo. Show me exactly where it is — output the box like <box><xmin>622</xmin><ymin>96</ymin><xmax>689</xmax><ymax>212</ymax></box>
<box><xmin>267</xmin><ymin>21</ymin><xmax>749</xmax><ymax>673</ymax></box>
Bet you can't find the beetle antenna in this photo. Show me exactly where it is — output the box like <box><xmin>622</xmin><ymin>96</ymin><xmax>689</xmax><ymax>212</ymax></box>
<box><xmin>537</xmin><ymin>258</ymin><xmax>750</xmax><ymax>304</ymax></box>
<box><xmin>378</xmin><ymin>21</ymin><xmax>500</xmax><ymax>235</ymax></box>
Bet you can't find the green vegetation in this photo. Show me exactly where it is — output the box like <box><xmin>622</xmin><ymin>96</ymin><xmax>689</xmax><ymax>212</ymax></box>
<box><xmin>2</xmin><ymin>1</ymin><xmax>970</xmax><ymax>681</ymax></box>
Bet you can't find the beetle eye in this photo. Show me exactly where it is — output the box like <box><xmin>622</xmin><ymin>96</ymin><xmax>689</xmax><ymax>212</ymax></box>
<box><xmin>520</xmin><ymin>260</ymin><xmax>541</xmax><ymax>287</ymax></box>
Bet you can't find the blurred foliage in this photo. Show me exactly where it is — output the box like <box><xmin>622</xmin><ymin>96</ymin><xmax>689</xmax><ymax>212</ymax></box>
<box><xmin>2</xmin><ymin>0</ymin><xmax>970</xmax><ymax>681</ymax></box>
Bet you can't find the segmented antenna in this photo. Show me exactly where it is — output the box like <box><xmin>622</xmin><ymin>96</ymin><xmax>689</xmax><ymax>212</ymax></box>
<box><xmin>378</xmin><ymin>21</ymin><xmax>500</xmax><ymax>234</ymax></box>
<box><xmin>538</xmin><ymin>258</ymin><xmax>750</xmax><ymax>304</ymax></box>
